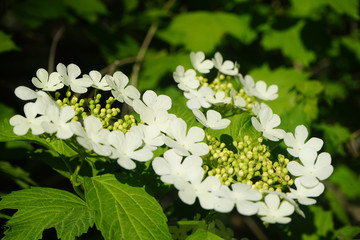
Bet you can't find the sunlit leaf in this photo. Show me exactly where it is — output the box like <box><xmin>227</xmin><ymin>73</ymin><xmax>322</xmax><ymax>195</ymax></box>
<box><xmin>0</xmin><ymin>187</ymin><xmax>94</xmax><ymax>240</ymax></box>
<box><xmin>84</xmin><ymin>174</ymin><xmax>171</xmax><ymax>240</ymax></box>
<box><xmin>329</xmin><ymin>165</ymin><xmax>360</xmax><ymax>200</ymax></box>
<box><xmin>315</xmin><ymin>123</ymin><xmax>351</xmax><ymax>155</ymax></box>
<box><xmin>261</xmin><ymin>21</ymin><xmax>316</xmax><ymax>66</ymax></box>
<box><xmin>186</xmin><ymin>229</ymin><xmax>224</xmax><ymax>240</ymax></box>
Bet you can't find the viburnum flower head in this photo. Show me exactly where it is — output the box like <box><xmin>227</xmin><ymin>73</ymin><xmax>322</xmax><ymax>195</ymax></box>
<box><xmin>9</xmin><ymin>102</ymin><xmax>48</xmax><ymax>135</ymax></box>
<box><xmin>214</xmin><ymin>183</ymin><xmax>262</xmax><ymax>215</ymax></box>
<box><xmin>207</xmin><ymin>91</ymin><xmax>231</xmax><ymax>105</ymax></box>
<box><xmin>238</xmin><ymin>74</ymin><xmax>255</xmax><ymax>96</ymax></box>
<box><xmin>284</xmin><ymin>125</ymin><xmax>324</xmax><ymax>157</ymax></box>
<box><xmin>184</xmin><ymin>86</ymin><xmax>214</xmax><ymax>109</ymax></box>
<box><xmin>105</xmin><ymin>71</ymin><xmax>140</xmax><ymax>106</ymax></box>
<box><xmin>42</xmin><ymin>105</ymin><xmax>75</xmax><ymax>139</ymax></box>
<box><xmin>173</xmin><ymin>65</ymin><xmax>199</xmax><ymax>91</ymax></box>
<box><xmin>251</xmin><ymin>107</ymin><xmax>285</xmax><ymax>141</ymax></box>
<box><xmin>287</xmin><ymin>178</ymin><xmax>325</xmax><ymax>205</ymax></box>
<box><xmin>132</xmin><ymin>90</ymin><xmax>171</xmax><ymax>114</ymax></box>
<box><xmin>212</xmin><ymin>52</ymin><xmax>239</xmax><ymax>76</ymax></box>
<box><xmin>287</xmin><ymin>147</ymin><xmax>333</xmax><ymax>188</ymax></box>
<box><xmin>107</xmin><ymin>130</ymin><xmax>153</xmax><ymax>170</ymax></box>
<box><xmin>56</xmin><ymin>63</ymin><xmax>92</xmax><ymax>94</ymax></box>
<box><xmin>190</xmin><ymin>51</ymin><xmax>214</xmax><ymax>73</ymax></box>
<box><xmin>83</xmin><ymin>70</ymin><xmax>111</xmax><ymax>91</ymax></box>
<box><xmin>152</xmin><ymin>149</ymin><xmax>203</xmax><ymax>184</ymax></box>
<box><xmin>257</xmin><ymin>194</ymin><xmax>295</xmax><ymax>224</ymax></box>
<box><xmin>174</xmin><ymin>168</ymin><xmax>221</xmax><ymax>210</ymax></box>
<box><xmin>14</xmin><ymin>86</ymin><xmax>55</xmax><ymax>115</ymax></box>
<box><xmin>130</xmin><ymin>124</ymin><xmax>164</xmax><ymax>151</ymax></box>
<box><xmin>162</xmin><ymin>117</ymin><xmax>209</xmax><ymax>156</ymax></box>
<box><xmin>70</xmin><ymin>116</ymin><xmax>111</xmax><ymax>156</ymax></box>
<box><xmin>253</xmin><ymin>80</ymin><xmax>279</xmax><ymax>101</ymax></box>
<box><xmin>192</xmin><ymin>109</ymin><xmax>230</xmax><ymax>130</ymax></box>
<box><xmin>230</xmin><ymin>88</ymin><xmax>246</xmax><ymax>110</ymax></box>
<box><xmin>31</xmin><ymin>68</ymin><xmax>63</xmax><ymax>91</ymax></box>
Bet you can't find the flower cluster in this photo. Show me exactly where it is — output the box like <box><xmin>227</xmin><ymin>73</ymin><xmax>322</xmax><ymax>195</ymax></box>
<box><xmin>9</xmin><ymin>51</ymin><xmax>334</xmax><ymax>225</ymax></box>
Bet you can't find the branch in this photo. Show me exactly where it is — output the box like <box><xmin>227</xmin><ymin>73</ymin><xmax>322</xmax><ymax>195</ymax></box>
<box><xmin>48</xmin><ymin>26</ymin><xmax>65</xmax><ymax>73</ymax></box>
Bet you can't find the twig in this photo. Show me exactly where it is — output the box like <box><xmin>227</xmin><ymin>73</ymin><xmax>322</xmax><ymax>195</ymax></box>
<box><xmin>48</xmin><ymin>26</ymin><xmax>65</xmax><ymax>73</ymax></box>
<box><xmin>243</xmin><ymin>216</ymin><xmax>269</xmax><ymax>240</ymax></box>
<box><xmin>99</xmin><ymin>57</ymin><xmax>137</xmax><ymax>75</ymax></box>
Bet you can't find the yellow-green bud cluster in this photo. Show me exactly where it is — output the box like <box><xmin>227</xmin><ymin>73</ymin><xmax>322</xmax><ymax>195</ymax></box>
<box><xmin>54</xmin><ymin>90</ymin><xmax>139</xmax><ymax>131</ymax></box>
<box><xmin>203</xmin><ymin>135</ymin><xmax>294</xmax><ymax>192</ymax></box>
<box><xmin>112</xmin><ymin>114</ymin><xmax>137</xmax><ymax>133</ymax></box>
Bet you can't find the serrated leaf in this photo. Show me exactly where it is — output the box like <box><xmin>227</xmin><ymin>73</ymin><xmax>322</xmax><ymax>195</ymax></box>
<box><xmin>157</xmin><ymin>12</ymin><xmax>256</xmax><ymax>53</ymax></box>
<box><xmin>186</xmin><ymin>229</ymin><xmax>224</xmax><ymax>240</ymax></box>
<box><xmin>296</xmin><ymin>81</ymin><xmax>324</xmax><ymax>97</ymax></box>
<box><xmin>309</xmin><ymin>205</ymin><xmax>334</xmax><ymax>237</ymax></box>
<box><xmin>84</xmin><ymin>174</ymin><xmax>171</xmax><ymax>240</ymax></box>
<box><xmin>261</xmin><ymin>21</ymin><xmax>316</xmax><ymax>66</ymax></box>
<box><xmin>0</xmin><ymin>31</ymin><xmax>19</xmax><ymax>53</ymax></box>
<box><xmin>0</xmin><ymin>187</ymin><xmax>94</xmax><ymax>240</ymax></box>
<box><xmin>329</xmin><ymin>165</ymin><xmax>360</xmax><ymax>200</ymax></box>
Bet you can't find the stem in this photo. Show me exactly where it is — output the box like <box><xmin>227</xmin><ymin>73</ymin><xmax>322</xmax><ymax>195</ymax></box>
<box><xmin>48</xmin><ymin>26</ymin><xmax>65</xmax><ymax>73</ymax></box>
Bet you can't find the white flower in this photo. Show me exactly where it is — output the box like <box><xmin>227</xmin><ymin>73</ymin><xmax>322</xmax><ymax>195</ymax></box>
<box><xmin>287</xmin><ymin>178</ymin><xmax>325</xmax><ymax>205</ymax></box>
<box><xmin>42</xmin><ymin>105</ymin><xmax>75</xmax><ymax>139</ymax></box>
<box><xmin>9</xmin><ymin>102</ymin><xmax>48</xmax><ymax>135</ymax></box>
<box><xmin>184</xmin><ymin>86</ymin><xmax>213</xmax><ymax>109</ymax></box>
<box><xmin>230</xmin><ymin>88</ymin><xmax>246</xmax><ymax>110</ymax></box>
<box><xmin>152</xmin><ymin>149</ymin><xmax>203</xmax><ymax>184</ymax></box>
<box><xmin>70</xmin><ymin>116</ymin><xmax>111</xmax><ymax>156</ymax></box>
<box><xmin>130</xmin><ymin>124</ymin><xmax>164</xmax><ymax>151</ymax></box>
<box><xmin>207</xmin><ymin>91</ymin><xmax>231</xmax><ymax>105</ymax></box>
<box><xmin>252</xmin><ymin>102</ymin><xmax>269</xmax><ymax>116</ymax></box>
<box><xmin>253</xmin><ymin>81</ymin><xmax>279</xmax><ymax>101</ymax></box>
<box><xmin>190</xmin><ymin>51</ymin><xmax>214</xmax><ymax>73</ymax></box>
<box><xmin>56</xmin><ymin>63</ymin><xmax>92</xmax><ymax>94</ymax></box>
<box><xmin>214</xmin><ymin>183</ymin><xmax>262</xmax><ymax>215</ymax></box>
<box><xmin>105</xmin><ymin>71</ymin><xmax>140</xmax><ymax>106</ymax></box>
<box><xmin>83</xmin><ymin>70</ymin><xmax>111</xmax><ymax>91</ymax></box>
<box><xmin>31</xmin><ymin>68</ymin><xmax>63</xmax><ymax>91</ymax></box>
<box><xmin>163</xmin><ymin>117</ymin><xmax>209</xmax><ymax>156</ymax></box>
<box><xmin>238</xmin><ymin>74</ymin><xmax>256</xmax><ymax>96</ymax></box>
<box><xmin>108</xmin><ymin>130</ymin><xmax>153</xmax><ymax>170</ymax></box>
<box><xmin>133</xmin><ymin>90</ymin><xmax>171</xmax><ymax>114</ymax></box>
<box><xmin>192</xmin><ymin>109</ymin><xmax>230</xmax><ymax>130</ymax></box>
<box><xmin>14</xmin><ymin>86</ymin><xmax>55</xmax><ymax>115</ymax></box>
<box><xmin>173</xmin><ymin>65</ymin><xmax>199</xmax><ymax>91</ymax></box>
<box><xmin>284</xmin><ymin>125</ymin><xmax>324</xmax><ymax>157</ymax></box>
<box><xmin>251</xmin><ymin>107</ymin><xmax>285</xmax><ymax>141</ymax></box>
<box><xmin>174</xmin><ymin>168</ymin><xmax>221</xmax><ymax>210</ymax></box>
<box><xmin>257</xmin><ymin>194</ymin><xmax>295</xmax><ymax>224</ymax></box>
<box><xmin>212</xmin><ymin>52</ymin><xmax>239</xmax><ymax>76</ymax></box>
<box><xmin>287</xmin><ymin>147</ymin><xmax>334</xmax><ymax>188</ymax></box>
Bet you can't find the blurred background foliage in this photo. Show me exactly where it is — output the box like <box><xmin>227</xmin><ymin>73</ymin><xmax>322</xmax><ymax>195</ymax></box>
<box><xmin>0</xmin><ymin>0</ymin><xmax>359</xmax><ymax>239</ymax></box>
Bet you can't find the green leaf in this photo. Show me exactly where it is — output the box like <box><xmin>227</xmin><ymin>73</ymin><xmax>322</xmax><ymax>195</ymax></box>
<box><xmin>296</xmin><ymin>81</ymin><xmax>324</xmax><ymax>97</ymax></box>
<box><xmin>261</xmin><ymin>21</ymin><xmax>316</xmax><ymax>66</ymax></box>
<box><xmin>0</xmin><ymin>187</ymin><xmax>94</xmax><ymax>240</ymax></box>
<box><xmin>329</xmin><ymin>165</ymin><xmax>360</xmax><ymax>200</ymax></box>
<box><xmin>315</xmin><ymin>123</ymin><xmax>351</xmax><ymax>155</ymax></box>
<box><xmin>84</xmin><ymin>174</ymin><xmax>171</xmax><ymax>240</ymax></box>
<box><xmin>302</xmin><ymin>206</ymin><xmax>334</xmax><ymax>238</ymax></box>
<box><xmin>290</xmin><ymin>0</ymin><xmax>359</xmax><ymax>19</ymax></box>
<box><xmin>0</xmin><ymin>161</ymin><xmax>37</xmax><ymax>188</ymax></box>
<box><xmin>335</xmin><ymin>226</ymin><xmax>360</xmax><ymax>240</ymax></box>
<box><xmin>324</xmin><ymin>189</ymin><xmax>350</xmax><ymax>225</ymax></box>
<box><xmin>0</xmin><ymin>31</ymin><xmax>19</xmax><ymax>53</ymax></box>
<box><xmin>157</xmin><ymin>12</ymin><xmax>256</xmax><ymax>53</ymax></box>
<box><xmin>186</xmin><ymin>229</ymin><xmax>224</xmax><ymax>240</ymax></box>
<box><xmin>63</xmin><ymin>0</ymin><xmax>107</xmax><ymax>22</ymax></box>
<box><xmin>139</xmin><ymin>51</ymin><xmax>190</xmax><ymax>92</ymax></box>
